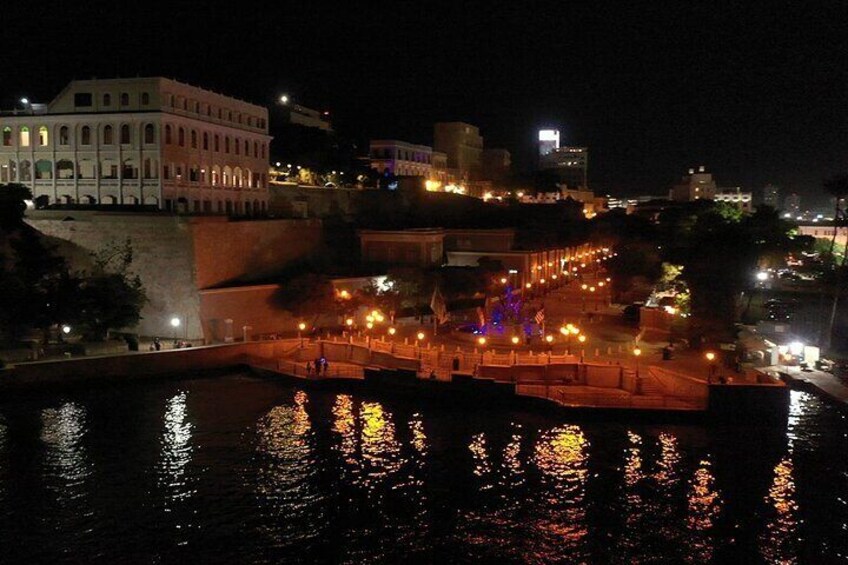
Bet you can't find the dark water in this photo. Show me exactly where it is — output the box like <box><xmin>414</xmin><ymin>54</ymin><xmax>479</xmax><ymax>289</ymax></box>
<box><xmin>0</xmin><ymin>374</ymin><xmax>847</xmax><ymax>564</ymax></box>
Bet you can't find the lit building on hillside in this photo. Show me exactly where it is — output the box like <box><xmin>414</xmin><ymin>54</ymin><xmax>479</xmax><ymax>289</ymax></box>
<box><xmin>539</xmin><ymin>146</ymin><xmax>589</xmax><ymax>189</ymax></box>
<box><xmin>714</xmin><ymin>187</ymin><xmax>753</xmax><ymax>213</ymax></box>
<box><xmin>669</xmin><ymin>166</ymin><xmax>717</xmax><ymax>202</ymax></box>
<box><xmin>369</xmin><ymin>139</ymin><xmax>434</xmax><ymax>178</ymax></box>
<box><xmin>0</xmin><ymin>77</ymin><xmax>271</xmax><ymax>215</ymax></box>
<box><xmin>434</xmin><ymin>121</ymin><xmax>483</xmax><ymax>181</ymax></box>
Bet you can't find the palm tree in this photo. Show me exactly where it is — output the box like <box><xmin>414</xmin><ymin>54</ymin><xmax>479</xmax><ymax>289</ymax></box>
<box><xmin>823</xmin><ymin>174</ymin><xmax>848</xmax><ymax>352</ymax></box>
<box><xmin>823</xmin><ymin>174</ymin><xmax>848</xmax><ymax>258</ymax></box>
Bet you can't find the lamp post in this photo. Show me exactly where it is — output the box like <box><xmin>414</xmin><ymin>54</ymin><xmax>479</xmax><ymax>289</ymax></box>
<box><xmin>633</xmin><ymin>347</ymin><xmax>642</xmax><ymax>377</ymax></box>
<box><xmin>170</xmin><ymin>316</ymin><xmax>181</xmax><ymax>345</ymax></box>
<box><xmin>298</xmin><ymin>322</ymin><xmax>307</xmax><ymax>348</ymax></box>
<box><xmin>705</xmin><ymin>351</ymin><xmax>716</xmax><ymax>383</ymax></box>
<box><xmin>578</xmin><ymin>334</ymin><xmax>587</xmax><ymax>363</ymax></box>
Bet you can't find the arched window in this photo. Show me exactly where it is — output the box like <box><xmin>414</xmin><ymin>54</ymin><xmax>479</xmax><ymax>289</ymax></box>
<box><xmin>261</xmin><ymin>144</ymin><xmax>266</xmax><ymax>159</ymax></box>
<box><xmin>235</xmin><ymin>138</ymin><xmax>240</xmax><ymax>155</ymax></box>
<box><xmin>120</xmin><ymin>93</ymin><xmax>129</xmax><ymax>106</ymax></box>
<box><xmin>80</xmin><ymin>126</ymin><xmax>91</xmax><ymax>145</ymax></box>
<box><xmin>77</xmin><ymin>159</ymin><xmax>95</xmax><ymax>179</ymax></box>
<box><xmin>103</xmin><ymin>125</ymin><xmax>114</xmax><ymax>145</ymax></box>
<box><xmin>59</xmin><ymin>126</ymin><xmax>69</xmax><ymax>145</ymax></box>
<box><xmin>244</xmin><ymin>140</ymin><xmax>249</xmax><ymax>155</ymax></box>
<box><xmin>38</xmin><ymin>126</ymin><xmax>49</xmax><ymax>146</ymax></box>
<box><xmin>120</xmin><ymin>124</ymin><xmax>130</xmax><ymax>144</ymax></box>
<box><xmin>5</xmin><ymin>160</ymin><xmax>16</xmax><ymax>182</ymax></box>
<box><xmin>141</xmin><ymin>92</ymin><xmax>150</xmax><ymax>105</ymax></box>
<box><xmin>101</xmin><ymin>158</ymin><xmax>118</xmax><ymax>179</ymax></box>
<box><xmin>212</xmin><ymin>165</ymin><xmax>220</xmax><ymax>186</ymax></box>
<box><xmin>20</xmin><ymin>127</ymin><xmax>30</xmax><ymax>147</ymax></box>
<box><xmin>143</xmin><ymin>158</ymin><xmax>158</xmax><ymax>179</ymax></box>
<box><xmin>223</xmin><ymin>166</ymin><xmax>232</xmax><ymax>186</ymax></box>
<box><xmin>144</xmin><ymin>124</ymin><xmax>155</xmax><ymax>144</ymax></box>
<box><xmin>233</xmin><ymin>167</ymin><xmax>242</xmax><ymax>187</ymax></box>
<box><xmin>103</xmin><ymin>93</ymin><xmax>111</xmax><ymax>107</ymax></box>
<box><xmin>203</xmin><ymin>132</ymin><xmax>209</xmax><ymax>150</ymax></box>
<box><xmin>190</xmin><ymin>130</ymin><xmax>197</xmax><ymax>149</ymax></box>
<box><xmin>19</xmin><ymin>160</ymin><xmax>31</xmax><ymax>181</ymax></box>
<box><xmin>178</xmin><ymin>127</ymin><xmax>185</xmax><ymax>146</ymax></box>
<box><xmin>35</xmin><ymin>159</ymin><xmax>52</xmax><ymax>180</ymax></box>
<box><xmin>2</xmin><ymin>127</ymin><xmax>12</xmax><ymax>146</ymax></box>
<box><xmin>165</xmin><ymin>125</ymin><xmax>172</xmax><ymax>144</ymax></box>
<box><xmin>245</xmin><ymin>168</ymin><xmax>253</xmax><ymax>188</ymax></box>
<box><xmin>214</xmin><ymin>135</ymin><xmax>220</xmax><ymax>152</ymax></box>
<box><xmin>224</xmin><ymin>137</ymin><xmax>230</xmax><ymax>154</ymax></box>
<box><xmin>254</xmin><ymin>141</ymin><xmax>259</xmax><ymax>157</ymax></box>
<box><xmin>122</xmin><ymin>159</ymin><xmax>138</xmax><ymax>179</ymax></box>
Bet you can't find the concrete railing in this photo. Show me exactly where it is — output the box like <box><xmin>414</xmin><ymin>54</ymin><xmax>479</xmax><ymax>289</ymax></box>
<box><xmin>647</xmin><ymin>366</ymin><xmax>710</xmax><ymax>400</ymax></box>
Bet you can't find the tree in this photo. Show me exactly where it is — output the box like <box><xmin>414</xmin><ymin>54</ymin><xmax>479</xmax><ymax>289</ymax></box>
<box><xmin>0</xmin><ymin>183</ymin><xmax>32</xmax><ymax>230</ymax></box>
<box><xmin>68</xmin><ymin>239</ymin><xmax>148</xmax><ymax>340</ymax></box>
<box><xmin>823</xmin><ymin>174</ymin><xmax>848</xmax><ymax>258</ymax></box>
<box><xmin>272</xmin><ymin>273</ymin><xmax>337</xmax><ymax>325</ymax></box>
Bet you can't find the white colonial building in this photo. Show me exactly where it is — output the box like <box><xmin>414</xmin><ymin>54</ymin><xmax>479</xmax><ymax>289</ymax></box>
<box><xmin>0</xmin><ymin>77</ymin><xmax>271</xmax><ymax>215</ymax></box>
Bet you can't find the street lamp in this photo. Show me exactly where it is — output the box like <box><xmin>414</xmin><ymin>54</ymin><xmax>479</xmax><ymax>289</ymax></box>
<box><xmin>62</xmin><ymin>325</ymin><xmax>71</xmax><ymax>335</ymax></box>
<box><xmin>705</xmin><ymin>351</ymin><xmax>717</xmax><ymax>383</ymax></box>
<box><xmin>633</xmin><ymin>347</ymin><xmax>642</xmax><ymax>379</ymax></box>
<box><xmin>511</xmin><ymin>336</ymin><xmax>520</xmax><ymax>345</ymax></box>
<box><xmin>478</xmin><ymin>336</ymin><xmax>487</xmax><ymax>346</ymax></box>
<box><xmin>388</xmin><ymin>326</ymin><xmax>397</xmax><ymax>337</ymax></box>
<box><xmin>279</xmin><ymin>94</ymin><xmax>289</xmax><ymax>105</ymax></box>
<box><xmin>170</xmin><ymin>316</ymin><xmax>181</xmax><ymax>342</ymax></box>
<box><xmin>298</xmin><ymin>322</ymin><xmax>307</xmax><ymax>348</ymax></box>
<box><xmin>578</xmin><ymin>334</ymin><xmax>587</xmax><ymax>363</ymax></box>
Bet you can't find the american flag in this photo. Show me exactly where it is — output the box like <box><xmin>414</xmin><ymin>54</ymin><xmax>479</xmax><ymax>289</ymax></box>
<box><xmin>534</xmin><ymin>307</ymin><xmax>545</xmax><ymax>325</ymax></box>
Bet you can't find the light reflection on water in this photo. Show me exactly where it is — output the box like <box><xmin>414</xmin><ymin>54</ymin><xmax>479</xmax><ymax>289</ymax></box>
<box><xmin>41</xmin><ymin>402</ymin><xmax>91</xmax><ymax>490</ymax></box>
<box><xmin>0</xmin><ymin>378</ymin><xmax>846</xmax><ymax>563</ymax></box>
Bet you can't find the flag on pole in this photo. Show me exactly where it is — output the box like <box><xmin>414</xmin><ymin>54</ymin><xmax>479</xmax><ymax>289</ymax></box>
<box><xmin>430</xmin><ymin>286</ymin><xmax>449</xmax><ymax>324</ymax></box>
<box><xmin>534</xmin><ymin>307</ymin><xmax>545</xmax><ymax>325</ymax></box>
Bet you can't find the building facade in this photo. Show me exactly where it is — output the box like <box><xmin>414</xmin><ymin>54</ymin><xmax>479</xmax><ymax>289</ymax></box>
<box><xmin>368</xmin><ymin>139</ymin><xmax>434</xmax><ymax>178</ymax></box>
<box><xmin>714</xmin><ymin>187</ymin><xmax>753</xmax><ymax>213</ymax></box>
<box><xmin>1</xmin><ymin>77</ymin><xmax>271</xmax><ymax>215</ymax></box>
<box><xmin>434</xmin><ymin>122</ymin><xmax>483</xmax><ymax>181</ymax></box>
<box><xmin>481</xmin><ymin>148</ymin><xmax>511</xmax><ymax>182</ymax></box>
<box><xmin>539</xmin><ymin>146</ymin><xmax>588</xmax><ymax>189</ymax></box>
<box><xmin>669</xmin><ymin>166</ymin><xmax>717</xmax><ymax>202</ymax></box>
<box><xmin>762</xmin><ymin>184</ymin><xmax>781</xmax><ymax>209</ymax></box>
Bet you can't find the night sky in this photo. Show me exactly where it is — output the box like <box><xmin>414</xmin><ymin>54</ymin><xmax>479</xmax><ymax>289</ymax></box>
<box><xmin>3</xmin><ymin>1</ymin><xmax>846</xmax><ymax>202</ymax></box>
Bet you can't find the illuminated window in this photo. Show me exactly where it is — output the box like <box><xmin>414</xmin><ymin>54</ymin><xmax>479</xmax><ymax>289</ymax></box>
<box><xmin>37</xmin><ymin>126</ymin><xmax>48</xmax><ymax>146</ymax></box>
<box><xmin>20</xmin><ymin>127</ymin><xmax>30</xmax><ymax>147</ymax></box>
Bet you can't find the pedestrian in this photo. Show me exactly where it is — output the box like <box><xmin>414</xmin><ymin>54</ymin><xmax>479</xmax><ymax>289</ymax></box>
<box><xmin>305</xmin><ymin>361</ymin><xmax>313</xmax><ymax>377</ymax></box>
<box><xmin>323</xmin><ymin>359</ymin><xmax>329</xmax><ymax>376</ymax></box>
<box><xmin>154</xmin><ymin>337</ymin><xmax>161</xmax><ymax>351</ymax></box>
<box><xmin>452</xmin><ymin>356</ymin><xmax>460</xmax><ymax>371</ymax></box>
<box><xmin>429</xmin><ymin>369</ymin><xmax>437</xmax><ymax>380</ymax></box>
